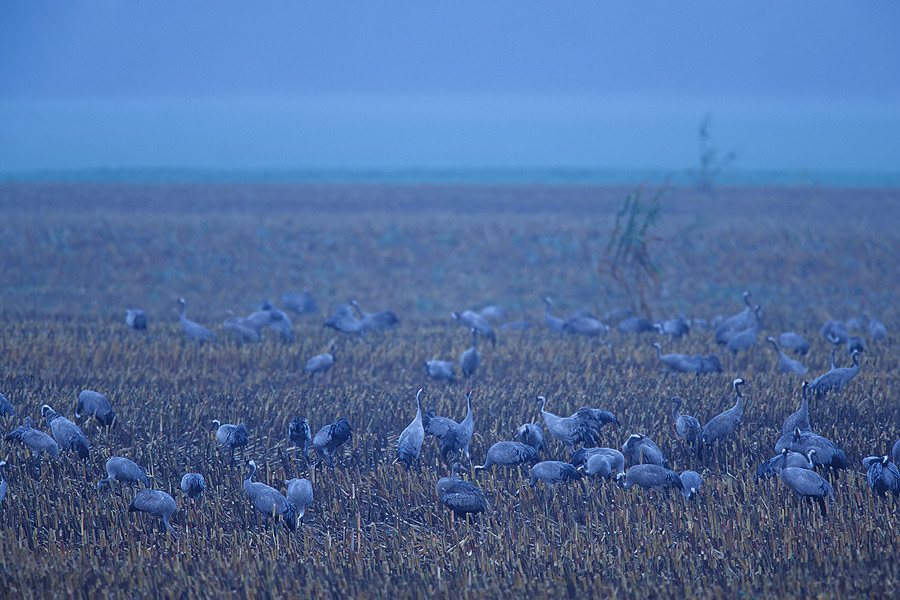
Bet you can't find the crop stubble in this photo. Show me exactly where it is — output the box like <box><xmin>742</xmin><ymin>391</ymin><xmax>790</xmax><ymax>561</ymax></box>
<box><xmin>0</xmin><ymin>183</ymin><xmax>899</xmax><ymax>598</ymax></box>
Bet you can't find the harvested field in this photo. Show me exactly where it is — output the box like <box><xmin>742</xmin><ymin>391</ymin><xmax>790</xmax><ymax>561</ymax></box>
<box><xmin>0</xmin><ymin>182</ymin><xmax>899</xmax><ymax>598</ymax></box>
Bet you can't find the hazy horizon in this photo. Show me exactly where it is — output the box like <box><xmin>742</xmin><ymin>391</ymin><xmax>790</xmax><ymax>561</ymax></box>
<box><xmin>2</xmin><ymin>2</ymin><xmax>899</xmax><ymax>177</ymax></box>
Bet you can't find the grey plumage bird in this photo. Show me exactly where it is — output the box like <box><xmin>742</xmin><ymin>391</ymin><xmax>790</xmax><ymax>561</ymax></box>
<box><xmin>323</xmin><ymin>304</ymin><xmax>364</xmax><ymax>335</ymax></box>
<box><xmin>42</xmin><ymin>404</ymin><xmax>89</xmax><ymax>459</ymax></box>
<box><xmin>807</xmin><ymin>350</ymin><xmax>838</xmax><ymax>394</ymax></box>
<box><xmin>0</xmin><ymin>461</ymin><xmax>7</xmax><ymax>503</ymax></box>
<box><xmin>715</xmin><ymin>291</ymin><xmax>755</xmax><ymax>345</ymax></box>
<box><xmin>423</xmin><ymin>409</ymin><xmax>458</xmax><ymax>441</ymax></box>
<box><xmin>0</xmin><ymin>460</ymin><xmax>9</xmax><ymax>502</ymax></box>
<box><xmin>396</xmin><ymin>388</ymin><xmax>426</xmax><ymax>468</ymax></box>
<box><xmin>459</xmin><ymin>329</ymin><xmax>481</xmax><ymax>378</ymax></box>
<box><xmin>475</xmin><ymin>423</ymin><xmax>544</xmax><ymax>471</ymax></box>
<box><xmin>602</xmin><ymin>307</ymin><xmax>633</xmax><ymax>325</ymax></box>
<box><xmin>288</xmin><ymin>417</ymin><xmax>312</xmax><ymax>463</ymax></box>
<box><xmin>266</xmin><ymin>308</ymin><xmax>294</xmax><ymax>342</ymax></box>
<box><xmin>670</xmin><ymin>397</ymin><xmax>701</xmax><ymax>447</ymax></box>
<box><xmin>833</xmin><ymin>348</ymin><xmax>863</xmax><ymax>386</ymax></box>
<box><xmin>652</xmin><ymin>343</ymin><xmax>702</xmax><ymax>374</ymax></box>
<box><xmin>577</xmin><ymin>407</ymin><xmax>619</xmax><ymax>429</ymax></box>
<box><xmin>76</xmin><ymin>390</ymin><xmax>115</xmax><ymax>427</ymax></box>
<box><xmin>281</xmin><ymin>289</ymin><xmax>318</xmax><ymax>315</ymax></box>
<box><xmin>350</xmin><ymin>299</ymin><xmax>399</xmax><ymax>332</ymax></box>
<box><xmin>479</xmin><ymin>305</ymin><xmax>506</xmax><ymax>322</ymax></box>
<box><xmin>246</xmin><ymin>301</ymin><xmax>275</xmax><ymax>330</ymax></box>
<box><xmin>820</xmin><ymin>320</ymin><xmax>850</xmax><ymax>345</ymax></box>
<box><xmin>570</xmin><ymin>446</ymin><xmax>623</xmax><ymax>469</ymax></box>
<box><xmin>845</xmin><ymin>315</ymin><xmax>867</xmax><ymax>332</ymax></box>
<box><xmin>695</xmin><ymin>353</ymin><xmax>724</xmax><ymax>374</ymax></box>
<box><xmin>847</xmin><ymin>335</ymin><xmax>865</xmax><ymax>355</ymax></box>
<box><xmin>868</xmin><ymin>319</ymin><xmax>887</xmax><ymax>341</ymax></box>
<box><xmin>5</xmin><ymin>417</ymin><xmax>59</xmax><ymax>459</ymax></box>
<box><xmin>779</xmin><ymin>463</ymin><xmax>834</xmax><ymax>517</ymax></box>
<box><xmin>622</xmin><ymin>433</ymin><xmax>667</xmax><ymax>467</ymax></box>
<box><xmin>699</xmin><ymin>378</ymin><xmax>748</xmax><ymax>450</ymax></box>
<box><xmin>223</xmin><ymin>313</ymin><xmax>261</xmax><ymax>342</ymax></box>
<box><xmin>767</xmin><ymin>337</ymin><xmax>808</xmax><ymax>374</ymax></box>
<box><xmin>243</xmin><ymin>460</ymin><xmax>295</xmax><ymax>531</ymax></box>
<box><xmin>212</xmin><ymin>419</ymin><xmax>249</xmax><ymax>465</ymax></box>
<box><xmin>475</xmin><ymin>441</ymin><xmax>539</xmax><ymax>471</ymax></box>
<box><xmin>536</xmin><ymin>396</ymin><xmax>606</xmax><ymax>455</ymax></box>
<box><xmin>125</xmin><ymin>309</ymin><xmax>148</xmax><ymax>330</ymax></box>
<box><xmin>517</xmin><ymin>423</ymin><xmax>544</xmax><ymax>452</ymax></box>
<box><xmin>178</xmin><ymin>298</ymin><xmax>216</xmax><ymax>343</ymax></box>
<box><xmin>679</xmin><ymin>470</ymin><xmax>702</xmax><ymax>499</ymax></box>
<box><xmin>285</xmin><ymin>477</ymin><xmax>314</xmax><ymax>526</ymax></box>
<box><xmin>756</xmin><ymin>448</ymin><xmax>816</xmax><ymax>480</ymax></box>
<box><xmin>656</xmin><ymin>317</ymin><xmax>690</xmax><ymax>339</ymax></box>
<box><xmin>0</xmin><ymin>392</ymin><xmax>15</xmax><ymax>417</ymax></box>
<box><xmin>776</xmin><ymin>428</ymin><xmax>847</xmax><ymax>469</ymax></box>
<box><xmin>451</xmin><ymin>310</ymin><xmax>496</xmax><ymax>347</ymax></box>
<box><xmin>529</xmin><ymin>460</ymin><xmax>583</xmax><ymax>501</ymax></box>
<box><xmin>778</xmin><ymin>332</ymin><xmax>810</xmax><ymax>355</ymax></box>
<box><xmin>304</xmin><ymin>351</ymin><xmax>336</xmax><ymax>376</ymax></box>
<box><xmin>617</xmin><ymin>464</ymin><xmax>683</xmax><ymax>492</ymax></box>
<box><xmin>863</xmin><ymin>456</ymin><xmax>900</xmax><ymax>497</ymax></box>
<box><xmin>617</xmin><ymin>316</ymin><xmax>655</xmax><ymax>334</ymax></box>
<box><xmin>280</xmin><ymin>289</ymin><xmax>318</xmax><ymax>315</ymax></box>
<box><xmin>97</xmin><ymin>457</ymin><xmax>149</xmax><ymax>490</ymax></box>
<box><xmin>543</xmin><ymin>297</ymin><xmax>566</xmax><ymax>333</ymax></box>
<box><xmin>437</xmin><ymin>462</ymin><xmax>489</xmax><ymax>517</ymax></box>
<box><xmin>312</xmin><ymin>417</ymin><xmax>352</xmax><ymax>467</ymax></box>
<box><xmin>180</xmin><ymin>473</ymin><xmax>206</xmax><ymax>499</ymax></box>
<box><xmin>428</xmin><ymin>390</ymin><xmax>475</xmax><ymax>463</ymax></box>
<box><xmin>563</xmin><ymin>314</ymin><xmax>609</xmax><ymax>338</ymax></box>
<box><xmin>129</xmin><ymin>488</ymin><xmax>177</xmax><ymax>534</ymax></box>
<box><xmin>439</xmin><ymin>390</ymin><xmax>475</xmax><ymax>463</ymax></box>
<box><xmin>781</xmin><ymin>382</ymin><xmax>811</xmax><ymax>437</ymax></box>
<box><xmin>725</xmin><ymin>306</ymin><xmax>761</xmax><ymax>355</ymax></box>
<box><xmin>808</xmin><ymin>349</ymin><xmax>862</xmax><ymax>398</ymax></box>
<box><xmin>424</xmin><ymin>359</ymin><xmax>456</xmax><ymax>382</ymax></box>
<box><xmin>575</xmin><ymin>448</ymin><xmax>626</xmax><ymax>480</ymax></box>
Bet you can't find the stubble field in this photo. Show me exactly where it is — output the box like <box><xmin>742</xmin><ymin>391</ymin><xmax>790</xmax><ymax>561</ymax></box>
<box><xmin>0</xmin><ymin>182</ymin><xmax>899</xmax><ymax>598</ymax></box>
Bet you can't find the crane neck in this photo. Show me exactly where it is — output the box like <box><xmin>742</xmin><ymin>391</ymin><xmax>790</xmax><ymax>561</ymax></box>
<box><xmin>671</xmin><ymin>397</ymin><xmax>682</xmax><ymax>421</ymax></box>
<box><xmin>733</xmin><ymin>382</ymin><xmax>745</xmax><ymax>408</ymax></box>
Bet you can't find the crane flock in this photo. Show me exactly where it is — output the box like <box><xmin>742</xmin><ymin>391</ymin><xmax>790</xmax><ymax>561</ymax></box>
<box><xmin>0</xmin><ymin>290</ymin><xmax>895</xmax><ymax>537</ymax></box>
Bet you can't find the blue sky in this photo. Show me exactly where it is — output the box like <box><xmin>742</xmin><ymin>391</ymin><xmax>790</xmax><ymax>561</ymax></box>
<box><xmin>1</xmin><ymin>1</ymin><xmax>899</xmax><ymax>175</ymax></box>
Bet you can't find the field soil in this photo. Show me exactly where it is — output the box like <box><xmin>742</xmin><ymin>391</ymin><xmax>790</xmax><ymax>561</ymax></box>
<box><xmin>0</xmin><ymin>182</ymin><xmax>899</xmax><ymax>598</ymax></box>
